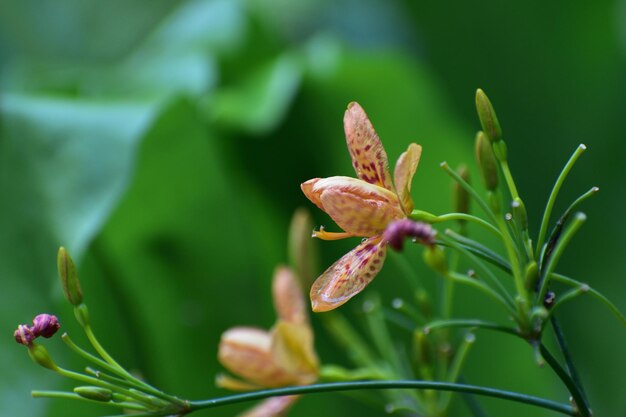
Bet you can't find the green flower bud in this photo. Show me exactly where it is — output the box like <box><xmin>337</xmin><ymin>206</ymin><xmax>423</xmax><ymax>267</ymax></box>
<box><xmin>475</xmin><ymin>131</ymin><xmax>499</xmax><ymax>191</ymax></box>
<box><xmin>57</xmin><ymin>247</ymin><xmax>83</xmax><ymax>306</ymax></box>
<box><xmin>454</xmin><ymin>164</ymin><xmax>471</xmax><ymax>215</ymax></box>
<box><xmin>475</xmin><ymin>89</ymin><xmax>502</xmax><ymax>142</ymax></box>
<box><xmin>28</xmin><ymin>343</ymin><xmax>58</xmax><ymax>371</ymax></box>
<box><xmin>74</xmin><ymin>386</ymin><xmax>113</xmax><ymax>402</ymax></box>
<box><xmin>74</xmin><ymin>304</ymin><xmax>90</xmax><ymax>328</ymax></box>
<box><xmin>288</xmin><ymin>208</ymin><xmax>318</xmax><ymax>288</ymax></box>
<box><xmin>492</xmin><ymin>140</ymin><xmax>508</xmax><ymax>162</ymax></box>
<box><xmin>524</xmin><ymin>261</ymin><xmax>539</xmax><ymax>291</ymax></box>
<box><xmin>512</xmin><ymin>198</ymin><xmax>528</xmax><ymax>231</ymax></box>
<box><xmin>413</xmin><ymin>329</ymin><xmax>432</xmax><ymax>367</ymax></box>
<box><xmin>423</xmin><ymin>246</ymin><xmax>447</xmax><ymax>275</ymax></box>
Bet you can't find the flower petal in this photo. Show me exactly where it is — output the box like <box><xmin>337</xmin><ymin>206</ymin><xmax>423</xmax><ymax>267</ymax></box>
<box><xmin>215</xmin><ymin>374</ymin><xmax>263</xmax><ymax>391</ymax></box>
<box><xmin>238</xmin><ymin>396</ymin><xmax>300</xmax><ymax>417</ymax></box>
<box><xmin>218</xmin><ymin>327</ymin><xmax>297</xmax><ymax>387</ymax></box>
<box><xmin>310</xmin><ymin>235</ymin><xmax>387</xmax><ymax>312</ymax></box>
<box><xmin>344</xmin><ymin>102</ymin><xmax>394</xmax><ymax>191</ymax></box>
<box><xmin>394</xmin><ymin>143</ymin><xmax>422</xmax><ymax>214</ymax></box>
<box><xmin>270</xmin><ymin>321</ymin><xmax>318</xmax><ymax>384</ymax></box>
<box><xmin>320</xmin><ymin>187</ymin><xmax>404</xmax><ymax>237</ymax></box>
<box><xmin>272</xmin><ymin>267</ymin><xmax>307</xmax><ymax>325</ymax></box>
<box><xmin>300</xmin><ymin>178</ymin><xmax>323</xmax><ymax>210</ymax></box>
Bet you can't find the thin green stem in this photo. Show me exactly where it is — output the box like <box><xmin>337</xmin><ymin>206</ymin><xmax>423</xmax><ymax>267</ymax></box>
<box><xmin>494</xmin><ymin>214</ymin><xmax>526</xmax><ymax>300</ymax></box>
<box><xmin>440</xmin><ymin>162</ymin><xmax>497</xmax><ymax>223</ymax></box>
<box><xmin>55</xmin><ymin>367</ymin><xmax>157</xmax><ymax>407</ymax></box>
<box><xmin>448</xmin><ymin>271</ymin><xmax>516</xmax><ymax>316</ymax></box>
<box><xmin>322</xmin><ymin>313</ymin><xmax>378</xmax><ymax>367</ymax></box>
<box><xmin>31</xmin><ymin>391</ymin><xmax>148</xmax><ymax>411</ymax></box>
<box><xmin>540</xmin><ymin>345</ymin><xmax>591</xmax><ymax>417</ymax></box>
<box><xmin>62</xmin><ymin>333</ymin><xmax>185</xmax><ymax>406</ymax></box>
<box><xmin>458</xmin><ymin>376</ymin><xmax>490</xmax><ymax>417</ymax></box>
<box><xmin>536</xmin><ymin>144</ymin><xmax>587</xmax><ymax>260</ymax></box>
<box><xmin>439</xmin><ymin>333</ymin><xmax>476</xmax><ymax>411</ymax></box>
<box><xmin>426</xmin><ymin>212</ymin><xmax>501</xmax><ymax>238</ymax></box>
<box><xmin>499</xmin><ymin>160</ymin><xmax>519</xmax><ymax>200</ymax></box>
<box><xmin>550</xmin><ymin>273</ymin><xmax>626</xmax><ymax>326</ymax></box>
<box><xmin>424</xmin><ymin>319</ymin><xmax>520</xmax><ymax>338</ymax></box>
<box><xmin>537</xmin><ymin>213</ymin><xmax>586</xmax><ymax>303</ymax></box>
<box><xmin>550</xmin><ymin>316</ymin><xmax>589</xmax><ymax>410</ymax></box>
<box><xmin>189</xmin><ymin>380</ymin><xmax>573</xmax><ymax>415</ymax></box>
<box><xmin>438</xmin><ymin>239</ymin><xmax>511</xmax><ymax>274</ymax></box>
<box><xmin>439</xmin><ymin>233</ymin><xmax>515</xmax><ymax>308</ymax></box>
<box><xmin>546</xmin><ymin>287</ymin><xmax>589</xmax><ymax>319</ymax></box>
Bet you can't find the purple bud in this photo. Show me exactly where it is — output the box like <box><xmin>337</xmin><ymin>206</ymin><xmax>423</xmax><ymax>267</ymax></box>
<box><xmin>32</xmin><ymin>314</ymin><xmax>61</xmax><ymax>338</ymax></box>
<box><xmin>383</xmin><ymin>219</ymin><xmax>436</xmax><ymax>251</ymax></box>
<box><xmin>14</xmin><ymin>325</ymin><xmax>35</xmax><ymax>346</ymax></box>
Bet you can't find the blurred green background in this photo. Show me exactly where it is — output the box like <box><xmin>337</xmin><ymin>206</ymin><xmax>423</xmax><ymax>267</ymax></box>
<box><xmin>1</xmin><ymin>1</ymin><xmax>624</xmax><ymax>416</ymax></box>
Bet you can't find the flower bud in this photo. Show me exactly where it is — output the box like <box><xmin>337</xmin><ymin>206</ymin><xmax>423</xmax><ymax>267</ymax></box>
<box><xmin>524</xmin><ymin>261</ymin><xmax>539</xmax><ymax>292</ymax></box>
<box><xmin>475</xmin><ymin>89</ymin><xmax>502</xmax><ymax>142</ymax></box>
<box><xmin>383</xmin><ymin>219</ymin><xmax>436</xmax><ymax>251</ymax></box>
<box><xmin>423</xmin><ymin>246</ymin><xmax>447</xmax><ymax>275</ymax></box>
<box><xmin>454</xmin><ymin>164</ymin><xmax>471</xmax><ymax>215</ymax></box>
<box><xmin>288</xmin><ymin>208</ymin><xmax>318</xmax><ymax>288</ymax></box>
<box><xmin>410</xmin><ymin>210</ymin><xmax>439</xmax><ymax>223</ymax></box>
<box><xmin>74</xmin><ymin>386</ymin><xmax>113</xmax><ymax>402</ymax></box>
<box><xmin>413</xmin><ymin>330</ymin><xmax>432</xmax><ymax>367</ymax></box>
<box><xmin>32</xmin><ymin>314</ymin><xmax>61</xmax><ymax>338</ymax></box>
<box><xmin>511</xmin><ymin>198</ymin><xmax>528</xmax><ymax>232</ymax></box>
<box><xmin>57</xmin><ymin>247</ymin><xmax>83</xmax><ymax>306</ymax></box>
<box><xmin>28</xmin><ymin>343</ymin><xmax>58</xmax><ymax>370</ymax></box>
<box><xmin>14</xmin><ymin>324</ymin><xmax>35</xmax><ymax>346</ymax></box>
<box><xmin>475</xmin><ymin>131</ymin><xmax>498</xmax><ymax>191</ymax></box>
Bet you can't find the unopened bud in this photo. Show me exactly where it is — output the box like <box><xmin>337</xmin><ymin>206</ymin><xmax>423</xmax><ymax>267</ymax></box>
<box><xmin>74</xmin><ymin>386</ymin><xmax>113</xmax><ymax>402</ymax></box>
<box><xmin>524</xmin><ymin>261</ymin><xmax>539</xmax><ymax>292</ymax></box>
<box><xmin>383</xmin><ymin>219</ymin><xmax>436</xmax><ymax>251</ymax></box>
<box><xmin>32</xmin><ymin>314</ymin><xmax>60</xmax><ymax>338</ymax></box>
<box><xmin>410</xmin><ymin>210</ymin><xmax>439</xmax><ymax>223</ymax></box>
<box><xmin>475</xmin><ymin>89</ymin><xmax>502</xmax><ymax>142</ymax></box>
<box><xmin>511</xmin><ymin>198</ymin><xmax>528</xmax><ymax>231</ymax></box>
<box><xmin>28</xmin><ymin>343</ymin><xmax>58</xmax><ymax>370</ymax></box>
<box><xmin>57</xmin><ymin>247</ymin><xmax>83</xmax><ymax>306</ymax></box>
<box><xmin>413</xmin><ymin>330</ymin><xmax>432</xmax><ymax>366</ymax></box>
<box><xmin>423</xmin><ymin>246</ymin><xmax>447</xmax><ymax>275</ymax></box>
<box><xmin>288</xmin><ymin>208</ymin><xmax>318</xmax><ymax>288</ymax></box>
<box><xmin>475</xmin><ymin>131</ymin><xmax>498</xmax><ymax>191</ymax></box>
<box><xmin>454</xmin><ymin>164</ymin><xmax>471</xmax><ymax>215</ymax></box>
<box><xmin>14</xmin><ymin>324</ymin><xmax>35</xmax><ymax>346</ymax></box>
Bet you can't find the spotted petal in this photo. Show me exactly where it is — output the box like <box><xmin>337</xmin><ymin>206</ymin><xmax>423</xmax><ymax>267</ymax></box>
<box><xmin>272</xmin><ymin>267</ymin><xmax>307</xmax><ymax>325</ymax></box>
<box><xmin>344</xmin><ymin>102</ymin><xmax>394</xmax><ymax>191</ymax></box>
<box><xmin>218</xmin><ymin>327</ymin><xmax>299</xmax><ymax>387</ymax></box>
<box><xmin>239</xmin><ymin>396</ymin><xmax>300</xmax><ymax>417</ymax></box>
<box><xmin>310</xmin><ymin>235</ymin><xmax>387</xmax><ymax>312</ymax></box>
<box><xmin>394</xmin><ymin>143</ymin><xmax>422</xmax><ymax>214</ymax></box>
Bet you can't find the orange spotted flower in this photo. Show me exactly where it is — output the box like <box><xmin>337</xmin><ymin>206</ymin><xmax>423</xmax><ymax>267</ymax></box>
<box><xmin>301</xmin><ymin>102</ymin><xmax>422</xmax><ymax>312</ymax></box>
<box><xmin>217</xmin><ymin>267</ymin><xmax>319</xmax><ymax>417</ymax></box>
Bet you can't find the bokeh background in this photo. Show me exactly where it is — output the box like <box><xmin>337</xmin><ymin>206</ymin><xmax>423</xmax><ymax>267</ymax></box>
<box><xmin>1</xmin><ymin>1</ymin><xmax>624</xmax><ymax>416</ymax></box>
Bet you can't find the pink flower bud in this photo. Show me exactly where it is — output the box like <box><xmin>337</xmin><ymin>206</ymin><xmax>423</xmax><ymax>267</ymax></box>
<box><xmin>32</xmin><ymin>314</ymin><xmax>61</xmax><ymax>338</ymax></box>
<box><xmin>14</xmin><ymin>325</ymin><xmax>35</xmax><ymax>346</ymax></box>
<box><xmin>383</xmin><ymin>219</ymin><xmax>436</xmax><ymax>251</ymax></box>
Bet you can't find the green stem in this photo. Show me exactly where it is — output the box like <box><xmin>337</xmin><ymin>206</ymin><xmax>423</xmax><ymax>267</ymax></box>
<box><xmin>427</xmin><ymin>212</ymin><xmax>501</xmax><ymax>238</ymax></box>
<box><xmin>550</xmin><ymin>316</ymin><xmax>589</xmax><ymax>410</ymax></box>
<box><xmin>536</xmin><ymin>144</ymin><xmax>587</xmax><ymax>260</ymax></box>
<box><xmin>423</xmin><ymin>319</ymin><xmax>520</xmax><ymax>338</ymax></box>
<box><xmin>537</xmin><ymin>213</ymin><xmax>586</xmax><ymax>303</ymax></box>
<box><xmin>438</xmin><ymin>239</ymin><xmax>511</xmax><ymax>274</ymax></box>
<box><xmin>448</xmin><ymin>271</ymin><xmax>516</xmax><ymax>316</ymax></box>
<box><xmin>550</xmin><ymin>273</ymin><xmax>626</xmax><ymax>326</ymax></box>
<box><xmin>440</xmin><ymin>162</ymin><xmax>498</xmax><ymax>223</ymax></box>
<box><xmin>439</xmin><ymin>233</ymin><xmax>515</xmax><ymax>308</ymax></box>
<box><xmin>189</xmin><ymin>381</ymin><xmax>573</xmax><ymax>415</ymax></box>
<box><xmin>31</xmin><ymin>391</ymin><xmax>148</xmax><ymax>411</ymax></box>
<box><xmin>439</xmin><ymin>332</ymin><xmax>476</xmax><ymax>411</ymax></box>
<box><xmin>540</xmin><ymin>345</ymin><xmax>591</xmax><ymax>417</ymax></box>
<box><xmin>545</xmin><ymin>287</ymin><xmax>589</xmax><ymax>319</ymax></box>
<box><xmin>322</xmin><ymin>313</ymin><xmax>378</xmax><ymax>367</ymax></box>
<box><xmin>499</xmin><ymin>160</ymin><xmax>519</xmax><ymax>200</ymax></box>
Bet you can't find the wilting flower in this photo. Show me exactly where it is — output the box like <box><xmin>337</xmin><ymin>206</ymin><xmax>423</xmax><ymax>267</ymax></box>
<box><xmin>217</xmin><ymin>267</ymin><xmax>318</xmax><ymax>417</ymax></box>
<box><xmin>301</xmin><ymin>102</ymin><xmax>423</xmax><ymax>312</ymax></box>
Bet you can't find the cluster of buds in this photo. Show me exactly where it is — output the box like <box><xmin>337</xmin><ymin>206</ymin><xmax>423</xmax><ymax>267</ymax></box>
<box><xmin>14</xmin><ymin>314</ymin><xmax>60</xmax><ymax>346</ymax></box>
